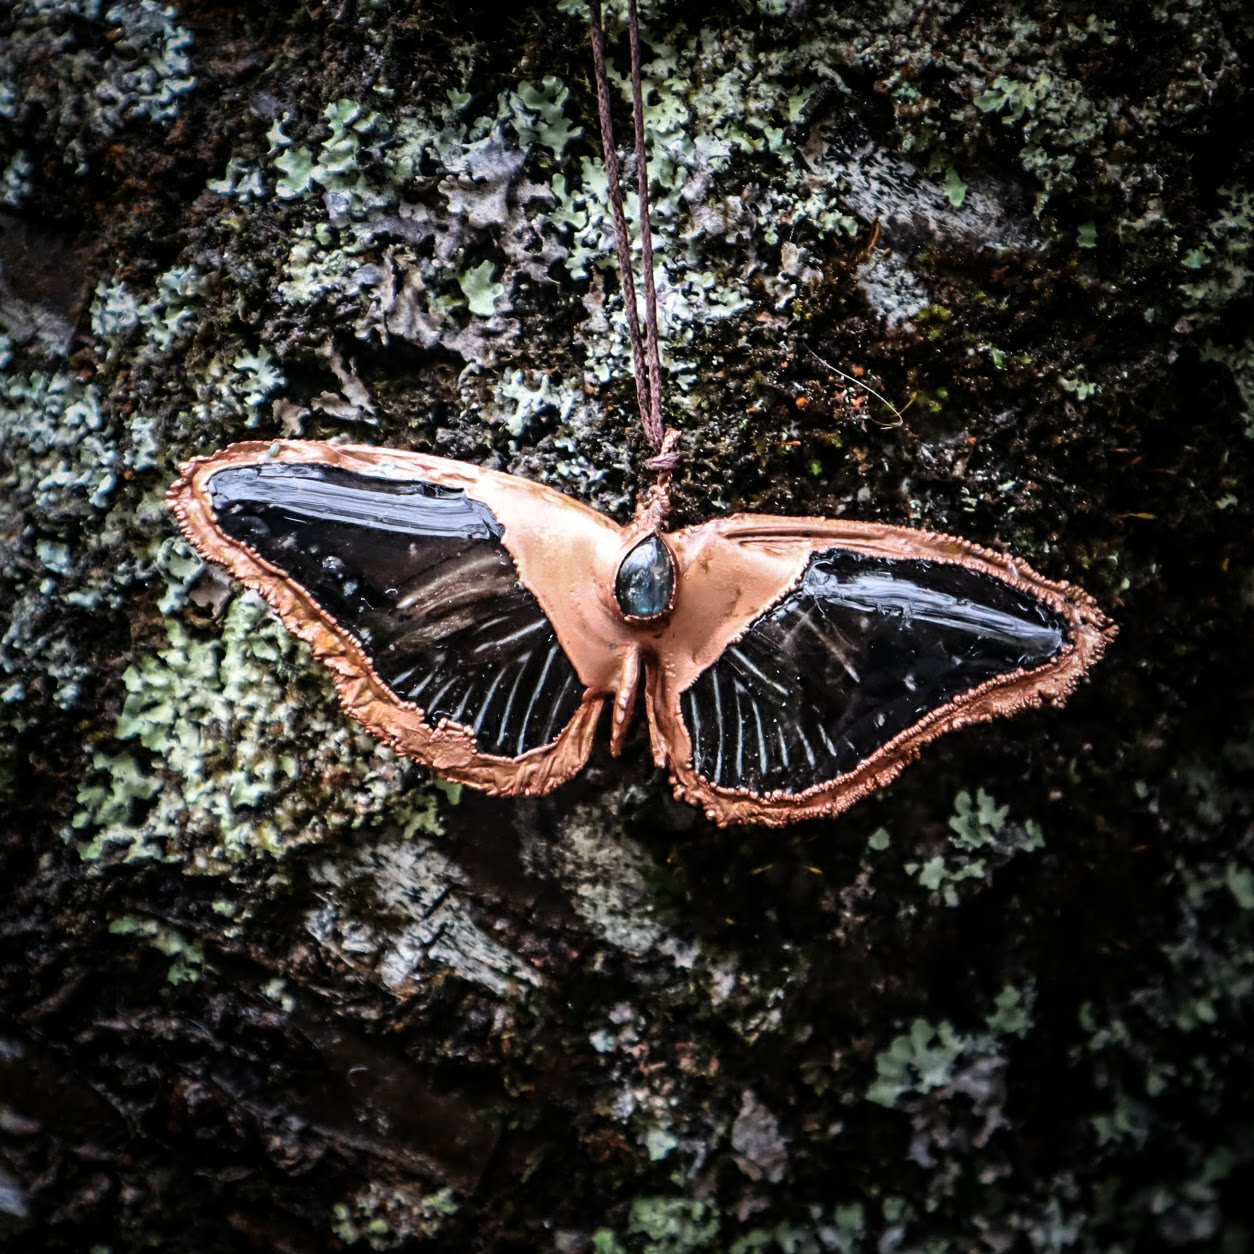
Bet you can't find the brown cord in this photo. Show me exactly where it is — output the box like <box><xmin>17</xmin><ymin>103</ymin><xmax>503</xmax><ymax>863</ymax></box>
<box><xmin>625</xmin><ymin>0</ymin><xmax>664</xmax><ymax>448</ymax></box>
<box><xmin>587</xmin><ymin>0</ymin><xmax>672</xmax><ymax>475</ymax></box>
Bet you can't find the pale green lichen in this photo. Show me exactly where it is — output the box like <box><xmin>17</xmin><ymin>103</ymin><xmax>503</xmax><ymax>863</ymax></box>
<box><xmin>271</xmin><ymin>99</ymin><xmax>384</xmax><ymax>214</ymax></box>
<box><xmin>626</xmin><ymin>1196</ymin><xmax>720</xmax><ymax>1254</ymax></box>
<box><xmin>230</xmin><ymin>346</ymin><xmax>286</xmax><ymax>410</ymax></box>
<box><xmin>1059</xmin><ymin>373</ymin><xmax>1098</xmax><ymax>401</ymax></box>
<box><xmin>205</xmin><ymin>154</ymin><xmax>267</xmax><ymax>201</ymax></box>
<box><xmin>72</xmin><ymin>598</ymin><xmax>449</xmax><ymax>869</ymax></box>
<box><xmin>866</xmin><ymin>1019</ymin><xmax>967</xmax><ymax>1108</ymax></box>
<box><xmin>949</xmin><ymin>787</ymin><xmax>1011</xmax><ymax>844</ymax></box>
<box><xmin>457</xmin><ymin>259</ymin><xmax>504</xmax><ymax>318</ymax></box>
<box><xmin>491</xmin><ymin>368</ymin><xmax>582</xmax><ymax>438</ymax></box>
<box><xmin>331</xmin><ymin>1183</ymin><xmax>458</xmax><ymax>1250</ymax></box>
<box><xmin>509</xmin><ymin>76</ymin><xmax>582</xmax><ymax>159</ymax></box>
<box><xmin>592</xmin><ymin>1198</ymin><xmax>869</xmax><ymax>1254</ymax></box>
<box><xmin>0</xmin><ymin>355</ymin><xmax>129</xmax><ymax>712</ymax></box>
<box><xmin>866</xmin><ymin>983</ymin><xmax>1035</xmax><ymax>1109</ymax></box>
<box><xmin>0</xmin><ymin>367</ymin><xmax>116</xmax><ymax>510</ymax></box>
<box><xmin>1</xmin><ymin>149</ymin><xmax>32</xmax><ymax>206</ymax></box>
<box><xmin>644</xmin><ymin>1125</ymin><xmax>679</xmax><ymax>1162</ymax></box>
<box><xmin>902</xmin><ymin>788</ymin><xmax>1045</xmax><ymax>907</ymax></box>
<box><xmin>98</xmin><ymin>1</ymin><xmax>195</xmax><ymax>125</ymax></box>
<box><xmin>942</xmin><ymin>165</ymin><xmax>967</xmax><ymax>208</ymax></box>
<box><xmin>1</xmin><ymin>0</ymin><xmax>196</xmax><ymax>187</ymax></box>
<box><xmin>108</xmin><ymin>913</ymin><xmax>205</xmax><ymax>984</ymax></box>
<box><xmin>90</xmin><ymin>264</ymin><xmax>208</xmax><ymax>357</ymax></box>
<box><xmin>974</xmin><ymin>72</ymin><xmax>1055</xmax><ymax>126</ymax></box>
<box><xmin>193</xmin><ymin>16</ymin><xmax>861</xmax><ymax>456</ymax></box>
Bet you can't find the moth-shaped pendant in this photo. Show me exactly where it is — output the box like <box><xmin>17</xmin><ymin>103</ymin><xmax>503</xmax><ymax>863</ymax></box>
<box><xmin>168</xmin><ymin>441</ymin><xmax>1115</xmax><ymax>827</ymax></box>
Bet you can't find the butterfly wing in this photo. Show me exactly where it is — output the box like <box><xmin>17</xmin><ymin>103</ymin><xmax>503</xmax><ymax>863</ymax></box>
<box><xmin>647</xmin><ymin>516</ymin><xmax>1116</xmax><ymax>826</ymax></box>
<box><xmin>168</xmin><ymin>441</ymin><xmax>628</xmax><ymax>796</ymax></box>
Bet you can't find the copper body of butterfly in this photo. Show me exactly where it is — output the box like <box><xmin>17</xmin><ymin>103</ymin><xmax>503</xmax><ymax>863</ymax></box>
<box><xmin>167</xmin><ymin>440</ymin><xmax>1115</xmax><ymax>827</ymax></box>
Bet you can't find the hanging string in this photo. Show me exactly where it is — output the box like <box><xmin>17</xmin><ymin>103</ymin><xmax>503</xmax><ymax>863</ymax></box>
<box><xmin>587</xmin><ymin>0</ymin><xmax>674</xmax><ymax>472</ymax></box>
<box><xmin>623</xmin><ymin>0</ymin><xmax>663</xmax><ymax>448</ymax></box>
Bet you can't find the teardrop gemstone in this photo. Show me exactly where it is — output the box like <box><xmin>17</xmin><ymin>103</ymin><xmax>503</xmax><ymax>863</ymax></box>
<box><xmin>615</xmin><ymin>534</ymin><xmax>676</xmax><ymax>620</ymax></box>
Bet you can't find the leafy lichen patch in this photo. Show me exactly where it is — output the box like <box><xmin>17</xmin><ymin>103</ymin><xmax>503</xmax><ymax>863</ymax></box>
<box><xmin>107</xmin><ymin>912</ymin><xmax>205</xmax><ymax>984</ymax></box>
<box><xmin>331</xmin><ymin>1182</ymin><xmax>459</xmax><ymax>1250</ymax></box>
<box><xmin>890</xmin><ymin>788</ymin><xmax>1046</xmax><ymax>907</ymax></box>
<box><xmin>73</xmin><ymin>598</ymin><xmax>451</xmax><ymax>870</ymax></box>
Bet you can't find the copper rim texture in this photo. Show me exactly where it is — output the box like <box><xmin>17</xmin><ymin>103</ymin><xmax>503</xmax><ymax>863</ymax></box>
<box><xmin>167</xmin><ymin>440</ymin><xmax>1117</xmax><ymax>827</ymax></box>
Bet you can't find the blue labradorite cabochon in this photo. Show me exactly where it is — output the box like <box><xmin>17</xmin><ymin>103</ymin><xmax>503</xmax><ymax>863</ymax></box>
<box><xmin>615</xmin><ymin>534</ymin><xmax>676</xmax><ymax>619</ymax></box>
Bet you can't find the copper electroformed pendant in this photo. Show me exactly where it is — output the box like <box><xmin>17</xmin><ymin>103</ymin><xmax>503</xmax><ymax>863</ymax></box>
<box><xmin>168</xmin><ymin>440</ymin><xmax>1114</xmax><ymax>827</ymax></box>
<box><xmin>167</xmin><ymin>0</ymin><xmax>1115</xmax><ymax>826</ymax></box>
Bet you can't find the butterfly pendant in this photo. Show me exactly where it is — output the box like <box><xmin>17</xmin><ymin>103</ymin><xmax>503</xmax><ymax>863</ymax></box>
<box><xmin>167</xmin><ymin>440</ymin><xmax>1114</xmax><ymax>827</ymax></box>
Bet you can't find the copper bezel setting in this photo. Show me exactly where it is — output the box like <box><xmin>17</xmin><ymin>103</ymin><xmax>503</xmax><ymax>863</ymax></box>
<box><xmin>613</xmin><ymin>532</ymin><xmax>679</xmax><ymax>625</ymax></box>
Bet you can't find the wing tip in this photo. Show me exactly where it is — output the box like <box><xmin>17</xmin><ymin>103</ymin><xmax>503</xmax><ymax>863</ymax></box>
<box><xmin>666</xmin><ymin>608</ymin><xmax>1116</xmax><ymax>829</ymax></box>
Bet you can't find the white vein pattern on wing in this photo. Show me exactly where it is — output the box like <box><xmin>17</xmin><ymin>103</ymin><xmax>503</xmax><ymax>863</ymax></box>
<box><xmin>689</xmin><ymin>688</ymin><xmax>705</xmax><ymax>766</ymax></box>
<box><xmin>428</xmin><ymin>676</ymin><xmax>459</xmax><ymax>711</ymax></box>
<box><xmin>474</xmin><ymin>618</ymin><xmax>547</xmax><ymax>654</ymax></box>
<box><xmin>496</xmin><ymin>651</ymin><xmax>533</xmax><ymax>750</ymax></box>
<box><xmin>726</xmin><ymin>644</ymin><xmax>791</xmax><ymax>699</ymax></box>
<box><xmin>808</xmin><ymin>596</ymin><xmax>862</xmax><ymax>683</ymax></box>
<box><xmin>748</xmin><ymin>691</ymin><xmax>769</xmax><ymax>777</ymax></box>
<box><xmin>540</xmin><ymin>671</ymin><xmax>578</xmax><ymax>745</ymax></box>
<box><xmin>473</xmin><ymin>663</ymin><xmax>513</xmax><ymax>736</ymax></box>
<box><xmin>712</xmin><ymin>670</ymin><xmax>726</xmax><ymax>786</ymax></box>
<box><xmin>516</xmin><ymin>643</ymin><xmax>560</xmax><ymax>751</ymax></box>
<box><xmin>732</xmin><ymin>681</ymin><xmax>745</xmax><ymax>786</ymax></box>
<box><xmin>451</xmin><ymin>681</ymin><xmax>476</xmax><ymax>724</ymax></box>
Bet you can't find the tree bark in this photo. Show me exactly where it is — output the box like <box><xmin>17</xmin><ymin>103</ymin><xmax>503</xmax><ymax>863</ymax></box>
<box><xmin>1</xmin><ymin>1</ymin><xmax>1251</xmax><ymax>1250</ymax></box>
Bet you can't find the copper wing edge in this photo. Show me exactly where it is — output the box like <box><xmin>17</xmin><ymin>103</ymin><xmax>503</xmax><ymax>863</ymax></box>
<box><xmin>165</xmin><ymin>440</ymin><xmax>604</xmax><ymax>798</ymax></box>
<box><xmin>649</xmin><ymin>515</ymin><xmax>1118</xmax><ymax>828</ymax></box>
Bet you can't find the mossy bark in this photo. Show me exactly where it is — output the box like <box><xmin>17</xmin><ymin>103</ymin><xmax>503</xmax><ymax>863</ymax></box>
<box><xmin>1</xmin><ymin>1</ymin><xmax>1252</xmax><ymax>1250</ymax></box>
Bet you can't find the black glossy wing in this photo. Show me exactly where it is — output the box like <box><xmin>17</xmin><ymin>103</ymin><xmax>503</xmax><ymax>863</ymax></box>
<box><xmin>679</xmin><ymin>548</ymin><xmax>1070</xmax><ymax>796</ymax></box>
<box><xmin>207</xmin><ymin>462</ymin><xmax>585</xmax><ymax>757</ymax></box>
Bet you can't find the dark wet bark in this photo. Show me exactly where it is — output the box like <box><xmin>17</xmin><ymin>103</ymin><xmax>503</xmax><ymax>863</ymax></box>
<box><xmin>2</xmin><ymin>1</ymin><xmax>1252</xmax><ymax>1251</ymax></box>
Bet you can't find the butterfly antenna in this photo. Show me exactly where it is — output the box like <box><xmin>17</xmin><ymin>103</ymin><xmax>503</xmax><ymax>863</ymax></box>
<box><xmin>588</xmin><ymin>0</ymin><xmax>678</xmax><ymax>516</ymax></box>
